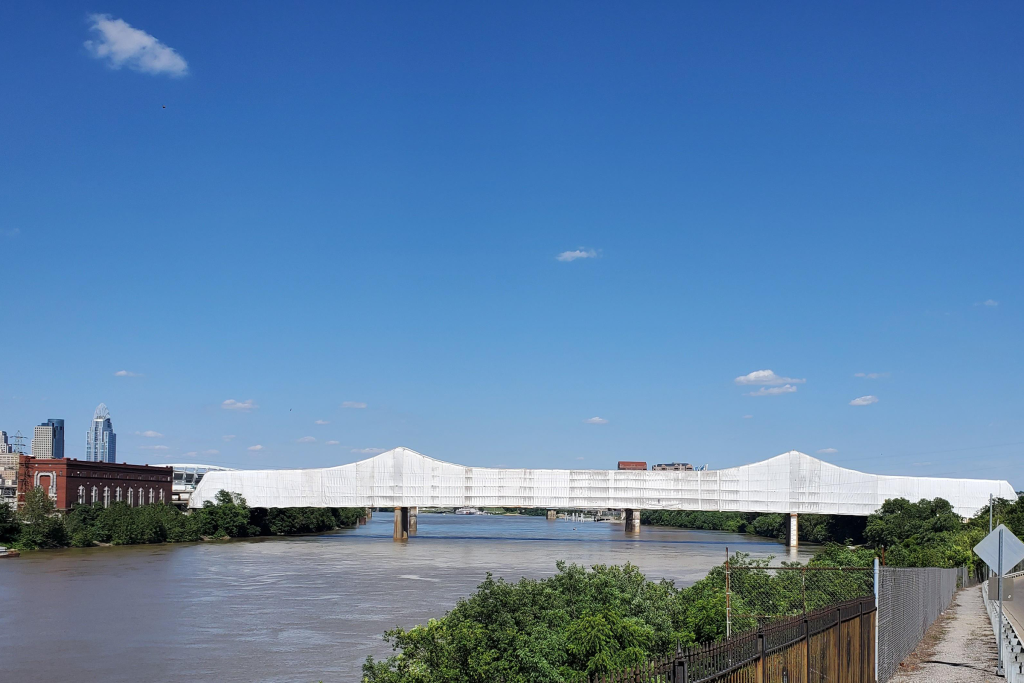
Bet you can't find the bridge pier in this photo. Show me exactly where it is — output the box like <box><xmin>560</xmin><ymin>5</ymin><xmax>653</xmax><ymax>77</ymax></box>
<box><xmin>624</xmin><ymin>508</ymin><xmax>640</xmax><ymax>533</ymax></box>
<box><xmin>393</xmin><ymin>507</ymin><xmax>410</xmax><ymax>541</ymax></box>
<box><xmin>409</xmin><ymin>506</ymin><xmax>418</xmax><ymax>535</ymax></box>
<box><xmin>546</xmin><ymin>509</ymin><xmax>557</xmax><ymax>521</ymax></box>
<box><xmin>789</xmin><ymin>512</ymin><xmax>798</xmax><ymax>548</ymax></box>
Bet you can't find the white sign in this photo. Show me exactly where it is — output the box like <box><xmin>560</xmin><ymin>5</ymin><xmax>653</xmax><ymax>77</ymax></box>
<box><xmin>974</xmin><ymin>524</ymin><xmax>1024</xmax><ymax>575</ymax></box>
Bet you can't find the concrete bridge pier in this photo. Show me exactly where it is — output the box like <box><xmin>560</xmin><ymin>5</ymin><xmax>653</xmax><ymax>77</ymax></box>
<box><xmin>393</xmin><ymin>507</ymin><xmax>410</xmax><ymax>541</ymax></box>
<box><xmin>624</xmin><ymin>508</ymin><xmax>640</xmax><ymax>533</ymax></box>
<box><xmin>546</xmin><ymin>509</ymin><xmax>557</xmax><ymax>521</ymax></box>
<box><xmin>788</xmin><ymin>512</ymin><xmax>798</xmax><ymax>548</ymax></box>
<box><xmin>408</xmin><ymin>507</ymin><xmax>418</xmax><ymax>535</ymax></box>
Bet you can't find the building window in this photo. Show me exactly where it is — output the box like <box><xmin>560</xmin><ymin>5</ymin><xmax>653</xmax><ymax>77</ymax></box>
<box><xmin>116</xmin><ymin>486</ymin><xmax>122</xmax><ymax>503</ymax></box>
<box><xmin>148</xmin><ymin>488</ymin><xmax>154</xmax><ymax>504</ymax></box>
<box><xmin>159</xmin><ymin>489</ymin><xmax>165</xmax><ymax>503</ymax></box>
<box><xmin>77</xmin><ymin>485</ymin><xmax>85</xmax><ymax>505</ymax></box>
<box><xmin>103</xmin><ymin>487</ymin><xmax>110</xmax><ymax>507</ymax></box>
<box><xmin>127</xmin><ymin>487</ymin><xmax>133</xmax><ymax>506</ymax></box>
<box><xmin>92</xmin><ymin>486</ymin><xmax>98</xmax><ymax>504</ymax></box>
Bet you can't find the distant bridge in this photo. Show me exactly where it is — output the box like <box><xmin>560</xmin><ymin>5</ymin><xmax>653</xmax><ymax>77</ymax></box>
<box><xmin>188</xmin><ymin>448</ymin><xmax>1014</xmax><ymax>543</ymax></box>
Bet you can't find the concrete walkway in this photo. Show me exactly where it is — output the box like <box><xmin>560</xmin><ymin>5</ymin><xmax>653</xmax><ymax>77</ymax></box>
<box><xmin>890</xmin><ymin>586</ymin><xmax>1000</xmax><ymax>683</ymax></box>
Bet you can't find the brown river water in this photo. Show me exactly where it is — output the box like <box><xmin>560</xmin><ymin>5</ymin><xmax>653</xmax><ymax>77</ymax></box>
<box><xmin>0</xmin><ymin>512</ymin><xmax>813</xmax><ymax>682</ymax></box>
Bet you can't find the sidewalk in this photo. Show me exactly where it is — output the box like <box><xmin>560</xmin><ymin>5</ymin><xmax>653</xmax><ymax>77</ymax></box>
<box><xmin>889</xmin><ymin>586</ymin><xmax>1000</xmax><ymax>683</ymax></box>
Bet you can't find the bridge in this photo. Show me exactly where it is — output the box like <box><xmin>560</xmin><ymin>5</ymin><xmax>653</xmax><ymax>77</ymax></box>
<box><xmin>188</xmin><ymin>447</ymin><xmax>1014</xmax><ymax>543</ymax></box>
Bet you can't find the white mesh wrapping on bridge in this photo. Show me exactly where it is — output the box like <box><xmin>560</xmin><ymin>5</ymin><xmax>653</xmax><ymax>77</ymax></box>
<box><xmin>187</xmin><ymin>448</ymin><xmax>1014</xmax><ymax>516</ymax></box>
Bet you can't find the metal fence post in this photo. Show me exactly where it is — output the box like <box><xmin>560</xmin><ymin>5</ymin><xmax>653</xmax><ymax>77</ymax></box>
<box><xmin>873</xmin><ymin>558</ymin><xmax>879</xmax><ymax>683</ymax></box>
<box><xmin>804</xmin><ymin>617</ymin><xmax>811</xmax><ymax>683</ymax></box>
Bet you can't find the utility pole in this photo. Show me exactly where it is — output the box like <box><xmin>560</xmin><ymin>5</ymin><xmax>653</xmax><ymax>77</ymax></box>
<box><xmin>997</xmin><ymin>528</ymin><xmax>1004</xmax><ymax>675</ymax></box>
<box><xmin>990</xmin><ymin>493</ymin><xmax>994</xmax><ymax>533</ymax></box>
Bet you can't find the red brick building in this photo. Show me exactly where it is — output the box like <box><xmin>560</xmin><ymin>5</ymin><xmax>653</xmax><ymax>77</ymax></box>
<box><xmin>17</xmin><ymin>455</ymin><xmax>173</xmax><ymax>510</ymax></box>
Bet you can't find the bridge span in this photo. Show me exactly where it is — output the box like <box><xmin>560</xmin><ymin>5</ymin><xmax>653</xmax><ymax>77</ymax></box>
<box><xmin>188</xmin><ymin>448</ymin><xmax>1014</xmax><ymax>544</ymax></box>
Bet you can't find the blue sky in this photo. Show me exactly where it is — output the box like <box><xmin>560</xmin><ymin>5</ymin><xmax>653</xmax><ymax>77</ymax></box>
<box><xmin>2</xmin><ymin>3</ymin><xmax>1022</xmax><ymax>485</ymax></box>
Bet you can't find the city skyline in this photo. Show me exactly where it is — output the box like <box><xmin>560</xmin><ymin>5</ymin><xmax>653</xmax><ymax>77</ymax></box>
<box><xmin>2</xmin><ymin>4</ymin><xmax>1022</xmax><ymax>487</ymax></box>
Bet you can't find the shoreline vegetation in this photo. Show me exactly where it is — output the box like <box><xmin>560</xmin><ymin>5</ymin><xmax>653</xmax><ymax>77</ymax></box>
<box><xmin>0</xmin><ymin>487</ymin><xmax>365</xmax><ymax>550</ymax></box>
<box><xmin>360</xmin><ymin>495</ymin><xmax>1024</xmax><ymax>683</ymax></box>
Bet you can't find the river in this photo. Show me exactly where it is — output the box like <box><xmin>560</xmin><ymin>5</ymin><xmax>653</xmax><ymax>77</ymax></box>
<box><xmin>0</xmin><ymin>512</ymin><xmax>813</xmax><ymax>682</ymax></box>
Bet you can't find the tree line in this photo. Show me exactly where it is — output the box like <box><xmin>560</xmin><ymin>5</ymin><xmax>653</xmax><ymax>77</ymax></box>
<box><xmin>361</xmin><ymin>494</ymin><xmax>1024</xmax><ymax>683</ymax></box>
<box><xmin>0</xmin><ymin>487</ymin><xmax>366</xmax><ymax>550</ymax></box>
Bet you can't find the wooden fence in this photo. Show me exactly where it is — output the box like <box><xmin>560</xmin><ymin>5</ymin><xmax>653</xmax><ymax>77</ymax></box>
<box><xmin>592</xmin><ymin>596</ymin><xmax>876</xmax><ymax>683</ymax></box>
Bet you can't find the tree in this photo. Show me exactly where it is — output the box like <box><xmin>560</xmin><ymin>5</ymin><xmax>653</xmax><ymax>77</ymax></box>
<box><xmin>17</xmin><ymin>486</ymin><xmax>67</xmax><ymax>549</ymax></box>
<box><xmin>0</xmin><ymin>502</ymin><xmax>21</xmax><ymax>544</ymax></box>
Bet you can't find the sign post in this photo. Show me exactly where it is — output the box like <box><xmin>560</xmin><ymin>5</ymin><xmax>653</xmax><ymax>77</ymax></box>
<box><xmin>973</xmin><ymin>524</ymin><xmax>1024</xmax><ymax>676</ymax></box>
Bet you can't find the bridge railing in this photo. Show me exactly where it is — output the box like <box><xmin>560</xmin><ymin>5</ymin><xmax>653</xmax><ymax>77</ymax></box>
<box><xmin>984</xmin><ymin>572</ymin><xmax>1024</xmax><ymax>682</ymax></box>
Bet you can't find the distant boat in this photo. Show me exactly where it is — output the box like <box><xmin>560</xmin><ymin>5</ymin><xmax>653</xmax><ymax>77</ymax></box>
<box><xmin>455</xmin><ymin>507</ymin><xmax>486</xmax><ymax>515</ymax></box>
<box><xmin>0</xmin><ymin>546</ymin><xmax>20</xmax><ymax>558</ymax></box>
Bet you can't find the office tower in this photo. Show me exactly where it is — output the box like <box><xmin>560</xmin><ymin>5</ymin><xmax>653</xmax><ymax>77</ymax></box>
<box><xmin>0</xmin><ymin>431</ymin><xmax>14</xmax><ymax>469</ymax></box>
<box><xmin>31</xmin><ymin>419</ymin><xmax>64</xmax><ymax>459</ymax></box>
<box><xmin>85</xmin><ymin>403</ymin><xmax>117</xmax><ymax>463</ymax></box>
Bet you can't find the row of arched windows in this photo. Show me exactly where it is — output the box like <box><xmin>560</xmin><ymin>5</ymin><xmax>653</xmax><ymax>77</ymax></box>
<box><xmin>76</xmin><ymin>484</ymin><xmax>165</xmax><ymax>507</ymax></box>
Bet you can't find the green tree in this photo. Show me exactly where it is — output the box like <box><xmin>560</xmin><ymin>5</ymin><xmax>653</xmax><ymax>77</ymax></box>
<box><xmin>17</xmin><ymin>486</ymin><xmax>67</xmax><ymax>549</ymax></box>
<box><xmin>0</xmin><ymin>502</ymin><xmax>21</xmax><ymax>544</ymax></box>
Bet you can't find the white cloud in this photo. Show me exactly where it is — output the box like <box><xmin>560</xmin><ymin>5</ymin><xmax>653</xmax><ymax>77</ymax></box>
<box><xmin>135</xmin><ymin>430</ymin><xmax>164</xmax><ymax>438</ymax></box>
<box><xmin>746</xmin><ymin>385</ymin><xmax>798</xmax><ymax>397</ymax></box>
<box><xmin>325</xmin><ymin>440</ymin><xmax>340</xmax><ymax>445</ymax></box>
<box><xmin>734</xmin><ymin>370</ymin><xmax>806</xmax><ymax>386</ymax></box>
<box><xmin>341</xmin><ymin>401</ymin><xmax>367</xmax><ymax>409</ymax></box>
<box><xmin>297</xmin><ymin>436</ymin><xmax>316</xmax><ymax>443</ymax></box>
<box><xmin>352</xmin><ymin>447</ymin><xmax>385</xmax><ymax>454</ymax></box>
<box><xmin>976</xmin><ymin>299</ymin><xmax>999</xmax><ymax>307</ymax></box>
<box><xmin>314</xmin><ymin>419</ymin><xmax>330</xmax><ymax>425</ymax></box>
<box><xmin>203</xmin><ymin>449</ymin><xmax>220</xmax><ymax>455</ymax></box>
<box><xmin>2</xmin><ymin>228</ymin><xmax>20</xmax><ymax>238</ymax></box>
<box><xmin>849</xmin><ymin>395</ymin><xmax>879</xmax><ymax>406</ymax></box>
<box><xmin>247</xmin><ymin>444</ymin><xmax>263</xmax><ymax>452</ymax></box>
<box><xmin>584</xmin><ymin>417</ymin><xmax>608</xmax><ymax>424</ymax></box>
<box><xmin>114</xmin><ymin>370</ymin><xmax>141</xmax><ymax>377</ymax></box>
<box><xmin>854</xmin><ymin>372</ymin><xmax>889</xmax><ymax>379</ymax></box>
<box><xmin>222</xmin><ymin>434</ymin><xmax>236</xmax><ymax>441</ymax></box>
<box><xmin>556</xmin><ymin>248</ymin><xmax>598</xmax><ymax>262</ymax></box>
<box><xmin>182</xmin><ymin>451</ymin><xmax>197</xmax><ymax>457</ymax></box>
<box><xmin>141</xmin><ymin>444</ymin><xmax>169</xmax><ymax>451</ymax></box>
<box><xmin>575</xmin><ymin>456</ymin><xmax>585</xmax><ymax>460</ymax></box>
<box><xmin>817</xmin><ymin>448</ymin><xmax>838</xmax><ymax>454</ymax></box>
<box><xmin>743</xmin><ymin>415</ymin><xmax>753</xmax><ymax>419</ymax></box>
<box><xmin>85</xmin><ymin>14</ymin><xmax>188</xmax><ymax>77</ymax></box>
<box><xmin>222</xmin><ymin>399</ymin><xmax>258</xmax><ymax>412</ymax></box>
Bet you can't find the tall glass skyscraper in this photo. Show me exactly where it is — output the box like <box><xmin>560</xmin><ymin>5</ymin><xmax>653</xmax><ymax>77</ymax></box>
<box><xmin>30</xmin><ymin>419</ymin><xmax>64</xmax><ymax>459</ymax></box>
<box><xmin>85</xmin><ymin>404</ymin><xmax>116</xmax><ymax>463</ymax></box>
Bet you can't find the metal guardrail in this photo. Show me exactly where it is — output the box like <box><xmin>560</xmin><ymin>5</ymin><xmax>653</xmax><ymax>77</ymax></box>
<box><xmin>984</xmin><ymin>572</ymin><xmax>1024</xmax><ymax>682</ymax></box>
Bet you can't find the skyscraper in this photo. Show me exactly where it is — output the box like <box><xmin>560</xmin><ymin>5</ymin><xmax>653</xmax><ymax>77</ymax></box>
<box><xmin>86</xmin><ymin>404</ymin><xmax>117</xmax><ymax>463</ymax></box>
<box><xmin>30</xmin><ymin>419</ymin><xmax>65</xmax><ymax>459</ymax></box>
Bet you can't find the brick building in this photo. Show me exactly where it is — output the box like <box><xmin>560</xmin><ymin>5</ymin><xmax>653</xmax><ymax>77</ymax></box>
<box><xmin>17</xmin><ymin>455</ymin><xmax>173</xmax><ymax>510</ymax></box>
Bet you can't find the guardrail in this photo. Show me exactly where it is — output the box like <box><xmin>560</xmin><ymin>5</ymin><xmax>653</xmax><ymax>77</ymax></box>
<box><xmin>984</xmin><ymin>572</ymin><xmax>1024</xmax><ymax>682</ymax></box>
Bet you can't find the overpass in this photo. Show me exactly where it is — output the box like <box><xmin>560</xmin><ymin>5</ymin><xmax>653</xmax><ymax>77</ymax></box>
<box><xmin>188</xmin><ymin>448</ymin><xmax>1015</xmax><ymax>543</ymax></box>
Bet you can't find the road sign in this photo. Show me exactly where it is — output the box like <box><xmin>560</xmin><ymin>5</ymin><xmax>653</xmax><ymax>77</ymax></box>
<box><xmin>974</xmin><ymin>524</ymin><xmax>1024</xmax><ymax>575</ymax></box>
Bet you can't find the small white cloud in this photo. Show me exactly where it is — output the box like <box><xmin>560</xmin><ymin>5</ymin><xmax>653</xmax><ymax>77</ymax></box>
<box><xmin>314</xmin><ymin>419</ymin><xmax>330</xmax><ymax>425</ymax></box>
<box><xmin>247</xmin><ymin>444</ymin><xmax>263</xmax><ymax>452</ymax></box>
<box><xmin>976</xmin><ymin>299</ymin><xmax>999</xmax><ymax>307</ymax></box>
<box><xmin>584</xmin><ymin>417</ymin><xmax>608</xmax><ymax>424</ymax></box>
<box><xmin>817</xmin><ymin>448</ymin><xmax>838</xmax><ymax>455</ymax></box>
<box><xmin>556</xmin><ymin>248</ymin><xmax>598</xmax><ymax>262</ymax></box>
<box><xmin>854</xmin><ymin>372</ymin><xmax>889</xmax><ymax>379</ymax></box>
<box><xmin>222</xmin><ymin>399</ymin><xmax>258</xmax><ymax>412</ymax></box>
<box><xmin>297</xmin><ymin>436</ymin><xmax>316</xmax><ymax>443</ymax></box>
<box><xmin>849</xmin><ymin>395</ymin><xmax>879</xmax><ymax>406</ymax></box>
<box><xmin>352</xmin><ymin>447</ymin><xmax>385</xmax><ymax>454</ymax></box>
<box><xmin>2</xmin><ymin>228</ymin><xmax>20</xmax><ymax>238</ymax></box>
<box><xmin>341</xmin><ymin>401</ymin><xmax>367</xmax><ymax>409</ymax></box>
<box><xmin>222</xmin><ymin>434</ymin><xmax>236</xmax><ymax>441</ymax></box>
<box><xmin>735</xmin><ymin>370</ymin><xmax>806</xmax><ymax>386</ymax></box>
<box><xmin>136</xmin><ymin>430</ymin><xmax>163</xmax><ymax>438</ymax></box>
<box><xmin>575</xmin><ymin>456</ymin><xmax>585</xmax><ymax>460</ymax></box>
<box><xmin>85</xmin><ymin>14</ymin><xmax>188</xmax><ymax>77</ymax></box>
<box><xmin>114</xmin><ymin>370</ymin><xmax>142</xmax><ymax>377</ymax></box>
<box><xmin>203</xmin><ymin>449</ymin><xmax>220</xmax><ymax>455</ymax></box>
<box><xmin>743</xmin><ymin>415</ymin><xmax>753</xmax><ymax>419</ymax></box>
<box><xmin>746</xmin><ymin>385</ymin><xmax>798</xmax><ymax>397</ymax></box>
<box><xmin>182</xmin><ymin>451</ymin><xmax>197</xmax><ymax>457</ymax></box>
<box><xmin>141</xmin><ymin>444</ymin><xmax>169</xmax><ymax>451</ymax></box>
<box><xmin>325</xmin><ymin>440</ymin><xmax>340</xmax><ymax>445</ymax></box>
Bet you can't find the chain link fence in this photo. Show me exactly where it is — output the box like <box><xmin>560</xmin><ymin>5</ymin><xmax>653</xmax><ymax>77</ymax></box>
<box><xmin>726</xmin><ymin>566</ymin><xmax>875</xmax><ymax>634</ymax></box>
<box><xmin>876</xmin><ymin>566</ymin><xmax>958</xmax><ymax>682</ymax></box>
